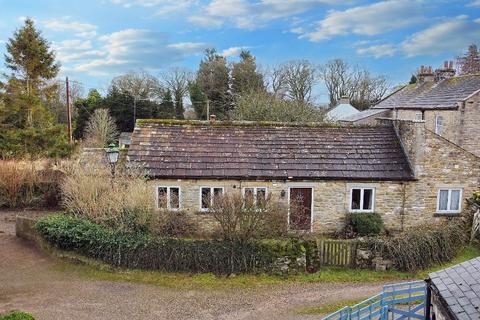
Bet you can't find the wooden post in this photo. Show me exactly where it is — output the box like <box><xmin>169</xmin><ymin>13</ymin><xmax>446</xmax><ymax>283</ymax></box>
<box><xmin>66</xmin><ymin>77</ymin><xmax>73</xmax><ymax>144</ymax></box>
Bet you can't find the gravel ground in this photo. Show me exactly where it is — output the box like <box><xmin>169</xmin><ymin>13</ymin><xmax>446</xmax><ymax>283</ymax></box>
<box><xmin>0</xmin><ymin>210</ymin><xmax>384</xmax><ymax>320</ymax></box>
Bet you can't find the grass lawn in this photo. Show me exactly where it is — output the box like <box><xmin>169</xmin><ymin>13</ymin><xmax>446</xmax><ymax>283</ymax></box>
<box><xmin>50</xmin><ymin>243</ymin><xmax>480</xmax><ymax>291</ymax></box>
<box><xmin>0</xmin><ymin>311</ymin><xmax>35</xmax><ymax>320</ymax></box>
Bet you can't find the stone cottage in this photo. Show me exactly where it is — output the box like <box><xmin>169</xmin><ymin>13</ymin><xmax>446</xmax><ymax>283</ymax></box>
<box><xmin>127</xmin><ymin>119</ymin><xmax>480</xmax><ymax>234</ymax></box>
<box><xmin>341</xmin><ymin>63</ymin><xmax>480</xmax><ymax>157</ymax></box>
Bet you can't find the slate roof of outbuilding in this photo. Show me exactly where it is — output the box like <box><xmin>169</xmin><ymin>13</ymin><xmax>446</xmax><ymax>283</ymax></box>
<box><xmin>127</xmin><ymin>120</ymin><xmax>414</xmax><ymax>181</ymax></box>
<box><xmin>429</xmin><ymin>257</ymin><xmax>480</xmax><ymax>320</ymax></box>
<box><xmin>340</xmin><ymin>108</ymin><xmax>390</xmax><ymax>123</ymax></box>
<box><xmin>373</xmin><ymin>74</ymin><xmax>480</xmax><ymax>110</ymax></box>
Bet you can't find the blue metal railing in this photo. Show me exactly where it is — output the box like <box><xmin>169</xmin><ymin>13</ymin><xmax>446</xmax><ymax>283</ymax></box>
<box><xmin>322</xmin><ymin>280</ymin><xmax>427</xmax><ymax>320</ymax></box>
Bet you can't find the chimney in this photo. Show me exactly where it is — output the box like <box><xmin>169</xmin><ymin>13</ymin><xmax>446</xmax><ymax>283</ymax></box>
<box><xmin>434</xmin><ymin>60</ymin><xmax>456</xmax><ymax>82</ymax></box>
<box><xmin>417</xmin><ymin>65</ymin><xmax>434</xmax><ymax>83</ymax></box>
<box><xmin>338</xmin><ymin>95</ymin><xmax>350</xmax><ymax>105</ymax></box>
<box><xmin>209</xmin><ymin>114</ymin><xmax>217</xmax><ymax>124</ymax></box>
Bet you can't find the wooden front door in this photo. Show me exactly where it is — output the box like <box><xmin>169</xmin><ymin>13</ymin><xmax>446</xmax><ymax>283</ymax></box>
<box><xmin>289</xmin><ymin>188</ymin><xmax>312</xmax><ymax>231</ymax></box>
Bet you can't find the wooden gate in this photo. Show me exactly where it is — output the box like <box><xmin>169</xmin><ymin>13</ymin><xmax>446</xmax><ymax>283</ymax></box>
<box><xmin>315</xmin><ymin>239</ymin><xmax>358</xmax><ymax>267</ymax></box>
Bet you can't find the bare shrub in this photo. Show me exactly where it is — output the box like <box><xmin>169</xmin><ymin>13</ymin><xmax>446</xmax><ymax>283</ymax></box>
<box><xmin>0</xmin><ymin>160</ymin><xmax>61</xmax><ymax>208</ymax></box>
<box><xmin>151</xmin><ymin>210</ymin><xmax>198</xmax><ymax>238</ymax></box>
<box><xmin>84</xmin><ymin>109</ymin><xmax>118</xmax><ymax>148</ymax></box>
<box><xmin>209</xmin><ymin>192</ymin><xmax>288</xmax><ymax>242</ymax></box>
<box><xmin>60</xmin><ymin>159</ymin><xmax>153</xmax><ymax>232</ymax></box>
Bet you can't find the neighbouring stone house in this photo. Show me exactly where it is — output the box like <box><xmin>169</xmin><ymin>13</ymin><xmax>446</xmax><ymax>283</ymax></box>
<box><xmin>127</xmin><ymin>119</ymin><xmax>480</xmax><ymax>234</ymax></box>
<box><xmin>341</xmin><ymin>62</ymin><xmax>480</xmax><ymax>157</ymax></box>
<box><xmin>427</xmin><ymin>257</ymin><xmax>480</xmax><ymax>320</ymax></box>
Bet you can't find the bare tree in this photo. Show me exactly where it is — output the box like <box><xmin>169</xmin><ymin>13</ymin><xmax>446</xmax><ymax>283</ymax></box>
<box><xmin>266</xmin><ymin>64</ymin><xmax>288</xmax><ymax>99</ymax></box>
<box><xmin>111</xmin><ymin>71</ymin><xmax>162</xmax><ymax>99</ymax></box>
<box><xmin>457</xmin><ymin>44</ymin><xmax>480</xmax><ymax>75</ymax></box>
<box><xmin>160</xmin><ymin>68</ymin><xmax>193</xmax><ymax>118</ymax></box>
<box><xmin>84</xmin><ymin>109</ymin><xmax>118</xmax><ymax>148</ymax></box>
<box><xmin>320</xmin><ymin>58</ymin><xmax>389</xmax><ymax>110</ymax></box>
<box><xmin>281</xmin><ymin>60</ymin><xmax>318</xmax><ymax>104</ymax></box>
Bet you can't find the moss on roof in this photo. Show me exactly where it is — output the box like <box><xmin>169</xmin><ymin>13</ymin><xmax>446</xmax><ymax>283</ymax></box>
<box><xmin>135</xmin><ymin>118</ymin><xmax>381</xmax><ymax>129</ymax></box>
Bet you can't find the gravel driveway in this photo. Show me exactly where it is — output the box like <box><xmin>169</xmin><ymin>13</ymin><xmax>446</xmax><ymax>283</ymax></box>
<box><xmin>0</xmin><ymin>211</ymin><xmax>384</xmax><ymax>320</ymax></box>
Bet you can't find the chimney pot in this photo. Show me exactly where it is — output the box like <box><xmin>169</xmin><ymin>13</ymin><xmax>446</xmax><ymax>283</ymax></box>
<box><xmin>449</xmin><ymin>61</ymin><xmax>453</xmax><ymax>69</ymax></box>
<box><xmin>209</xmin><ymin>114</ymin><xmax>217</xmax><ymax>124</ymax></box>
<box><xmin>444</xmin><ymin>61</ymin><xmax>448</xmax><ymax>68</ymax></box>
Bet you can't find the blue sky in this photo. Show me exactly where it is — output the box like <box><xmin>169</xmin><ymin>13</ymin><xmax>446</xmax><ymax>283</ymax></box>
<box><xmin>0</xmin><ymin>0</ymin><xmax>479</xmax><ymax>102</ymax></box>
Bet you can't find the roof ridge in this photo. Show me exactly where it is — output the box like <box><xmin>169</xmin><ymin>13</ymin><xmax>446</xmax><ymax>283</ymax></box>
<box><xmin>135</xmin><ymin>119</ymin><xmax>385</xmax><ymax>129</ymax></box>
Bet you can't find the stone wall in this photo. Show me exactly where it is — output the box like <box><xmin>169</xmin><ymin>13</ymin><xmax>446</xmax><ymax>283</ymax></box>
<box><xmin>459</xmin><ymin>91</ymin><xmax>480</xmax><ymax>157</ymax></box>
<box><xmin>394</xmin><ymin>120</ymin><xmax>480</xmax><ymax>228</ymax></box>
<box><xmin>148</xmin><ymin>179</ymin><xmax>410</xmax><ymax>234</ymax></box>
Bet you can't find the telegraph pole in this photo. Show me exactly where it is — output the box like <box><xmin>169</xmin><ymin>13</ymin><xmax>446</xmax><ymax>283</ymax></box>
<box><xmin>206</xmin><ymin>99</ymin><xmax>210</xmax><ymax>120</ymax></box>
<box><xmin>65</xmin><ymin>77</ymin><xmax>73</xmax><ymax>144</ymax></box>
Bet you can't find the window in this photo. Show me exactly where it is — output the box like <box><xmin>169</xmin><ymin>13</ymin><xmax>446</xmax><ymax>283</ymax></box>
<box><xmin>437</xmin><ymin>188</ymin><xmax>462</xmax><ymax>214</ymax></box>
<box><xmin>200</xmin><ymin>187</ymin><xmax>224</xmax><ymax>211</ymax></box>
<box><xmin>350</xmin><ymin>188</ymin><xmax>375</xmax><ymax>212</ymax></box>
<box><xmin>157</xmin><ymin>186</ymin><xmax>180</xmax><ymax>210</ymax></box>
<box><xmin>415</xmin><ymin>112</ymin><xmax>423</xmax><ymax>121</ymax></box>
<box><xmin>435</xmin><ymin>116</ymin><xmax>444</xmax><ymax>135</ymax></box>
<box><xmin>243</xmin><ymin>187</ymin><xmax>267</xmax><ymax>207</ymax></box>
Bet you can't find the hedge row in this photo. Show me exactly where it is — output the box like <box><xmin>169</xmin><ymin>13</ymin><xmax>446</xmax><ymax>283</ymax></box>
<box><xmin>367</xmin><ymin>218</ymin><xmax>468</xmax><ymax>271</ymax></box>
<box><xmin>36</xmin><ymin>215</ymin><xmax>306</xmax><ymax>274</ymax></box>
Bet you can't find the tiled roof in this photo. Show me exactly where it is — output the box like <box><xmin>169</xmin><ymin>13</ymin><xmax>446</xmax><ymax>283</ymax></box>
<box><xmin>127</xmin><ymin>121</ymin><xmax>414</xmax><ymax>181</ymax></box>
<box><xmin>429</xmin><ymin>257</ymin><xmax>480</xmax><ymax>320</ymax></box>
<box><xmin>374</xmin><ymin>74</ymin><xmax>480</xmax><ymax>110</ymax></box>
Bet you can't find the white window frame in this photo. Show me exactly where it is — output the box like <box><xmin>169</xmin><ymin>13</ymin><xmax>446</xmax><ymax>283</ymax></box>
<box><xmin>436</xmin><ymin>188</ymin><xmax>462</xmax><ymax>214</ymax></box>
<box><xmin>156</xmin><ymin>186</ymin><xmax>181</xmax><ymax>211</ymax></box>
<box><xmin>242</xmin><ymin>187</ymin><xmax>268</xmax><ymax>206</ymax></box>
<box><xmin>349</xmin><ymin>187</ymin><xmax>376</xmax><ymax>213</ymax></box>
<box><xmin>199</xmin><ymin>187</ymin><xmax>224</xmax><ymax>212</ymax></box>
<box><xmin>435</xmin><ymin>115</ymin><xmax>444</xmax><ymax>135</ymax></box>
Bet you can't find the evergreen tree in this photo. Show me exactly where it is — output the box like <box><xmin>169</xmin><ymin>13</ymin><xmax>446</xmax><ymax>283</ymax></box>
<box><xmin>188</xmin><ymin>81</ymin><xmax>207</xmax><ymax>119</ymax></box>
<box><xmin>4</xmin><ymin>18</ymin><xmax>60</xmax><ymax>95</ymax></box>
<box><xmin>409</xmin><ymin>75</ymin><xmax>417</xmax><ymax>84</ymax></box>
<box><xmin>156</xmin><ymin>90</ymin><xmax>175</xmax><ymax>119</ymax></box>
<box><xmin>231</xmin><ymin>50</ymin><xmax>264</xmax><ymax>98</ymax></box>
<box><xmin>196</xmin><ymin>49</ymin><xmax>231</xmax><ymax>119</ymax></box>
<box><xmin>73</xmin><ymin>89</ymin><xmax>103</xmax><ymax>139</ymax></box>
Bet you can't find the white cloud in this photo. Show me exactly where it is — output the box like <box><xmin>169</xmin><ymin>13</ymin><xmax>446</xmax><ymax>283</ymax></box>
<box><xmin>221</xmin><ymin>46</ymin><xmax>250</xmax><ymax>57</ymax></box>
<box><xmin>111</xmin><ymin>0</ymin><xmax>196</xmax><ymax>15</ymax></box>
<box><xmin>356</xmin><ymin>44</ymin><xmax>397</xmax><ymax>58</ymax></box>
<box><xmin>303</xmin><ymin>0</ymin><xmax>425</xmax><ymax>41</ymax></box>
<box><xmin>42</xmin><ymin>16</ymin><xmax>97</xmax><ymax>38</ymax></box>
<box><xmin>468</xmin><ymin>0</ymin><xmax>480</xmax><ymax>7</ymax></box>
<box><xmin>401</xmin><ymin>15</ymin><xmax>480</xmax><ymax>56</ymax></box>
<box><xmin>72</xmin><ymin>29</ymin><xmax>206</xmax><ymax>76</ymax></box>
<box><xmin>188</xmin><ymin>0</ymin><xmax>350</xmax><ymax>30</ymax></box>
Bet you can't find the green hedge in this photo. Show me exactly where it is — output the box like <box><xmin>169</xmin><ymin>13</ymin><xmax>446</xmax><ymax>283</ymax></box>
<box><xmin>367</xmin><ymin>219</ymin><xmax>468</xmax><ymax>271</ymax></box>
<box><xmin>36</xmin><ymin>215</ymin><xmax>306</xmax><ymax>274</ymax></box>
<box><xmin>0</xmin><ymin>311</ymin><xmax>35</xmax><ymax>320</ymax></box>
<box><xmin>349</xmin><ymin>212</ymin><xmax>384</xmax><ymax>236</ymax></box>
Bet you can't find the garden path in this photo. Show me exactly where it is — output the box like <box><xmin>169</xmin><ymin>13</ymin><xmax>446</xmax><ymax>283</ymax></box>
<box><xmin>0</xmin><ymin>211</ymin><xmax>384</xmax><ymax>320</ymax></box>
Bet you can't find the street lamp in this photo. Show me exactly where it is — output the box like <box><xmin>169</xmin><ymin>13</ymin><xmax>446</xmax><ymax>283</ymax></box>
<box><xmin>105</xmin><ymin>143</ymin><xmax>119</xmax><ymax>178</ymax></box>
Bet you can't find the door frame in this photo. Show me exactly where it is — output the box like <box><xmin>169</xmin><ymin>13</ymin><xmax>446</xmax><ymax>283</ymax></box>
<box><xmin>287</xmin><ymin>186</ymin><xmax>314</xmax><ymax>232</ymax></box>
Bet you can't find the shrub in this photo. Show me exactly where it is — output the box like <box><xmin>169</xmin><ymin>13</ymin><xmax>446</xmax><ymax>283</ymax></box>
<box><xmin>209</xmin><ymin>193</ymin><xmax>288</xmax><ymax>242</ymax></box>
<box><xmin>0</xmin><ymin>311</ymin><xmax>35</xmax><ymax>320</ymax></box>
<box><xmin>60</xmin><ymin>159</ymin><xmax>153</xmax><ymax>232</ymax></box>
<box><xmin>348</xmin><ymin>212</ymin><xmax>384</xmax><ymax>236</ymax></box>
<box><xmin>36</xmin><ymin>214</ymin><xmax>305</xmax><ymax>274</ymax></box>
<box><xmin>0</xmin><ymin>160</ymin><xmax>62</xmax><ymax>208</ymax></box>
<box><xmin>152</xmin><ymin>210</ymin><xmax>199</xmax><ymax>238</ymax></box>
<box><xmin>368</xmin><ymin>219</ymin><xmax>468</xmax><ymax>271</ymax></box>
<box><xmin>473</xmin><ymin>191</ymin><xmax>480</xmax><ymax>206</ymax></box>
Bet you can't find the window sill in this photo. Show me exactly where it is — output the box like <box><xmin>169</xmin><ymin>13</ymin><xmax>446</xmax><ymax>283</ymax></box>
<box><xmin>349</xmin><ymin>210</ymin><xmax>375</xmax><ymax>214</ymax></box>
<box><xmin>434</xmin><ymin>212</ymin><xmax>460</xmax><ymax>217</ymax></box>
